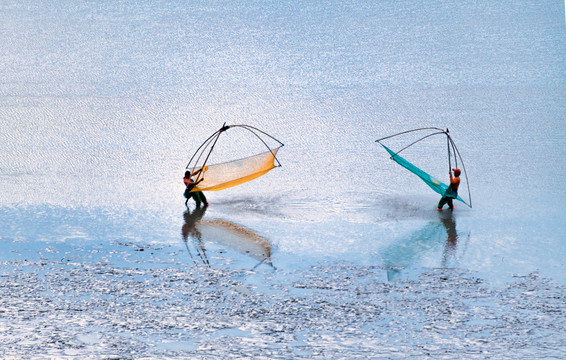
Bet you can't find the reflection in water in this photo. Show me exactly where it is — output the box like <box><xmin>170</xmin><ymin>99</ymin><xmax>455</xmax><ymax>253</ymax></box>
<box><xmin>181</xmin><ymin>207</ymin><xmax>273</xmax><ymax>269</ymax></box>
<box><xmin>382</xmin><ymin>211</ymin><xmax>464</xmax><ymax>281</ymax></box>
<box><xmin>440</xmin><ymin>212</ymin><xmax>458</xmax><ymax>268</ymax></box>
<box><xmin>182</xmin><ymin>206</ymin><xmax>210</xmax><ymax>265</ymax></box>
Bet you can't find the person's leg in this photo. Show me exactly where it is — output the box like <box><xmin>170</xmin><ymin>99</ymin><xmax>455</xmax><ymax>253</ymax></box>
<box><xmin>437</xmin><ymin>197</ymin><xmax>447</xmax><ymax>210</ymax></box>
<box><xmin>184</xmin><ymin>189</ymin><xmax>190</xmax><ymax>207</ymax></box>
<box><xmin>447</xmin><ymin>198</ymin><xmax>454</xmax><ymax>210</ymax></box>
<box><xmin>191</xmin><ymin>192</ymin><xmax>201</xmax><ymax>207</ymax></box>
<box><xmin>198</xmin><ymin>191</ymin><xmax>208</xmax><ymax>205</ymax></box>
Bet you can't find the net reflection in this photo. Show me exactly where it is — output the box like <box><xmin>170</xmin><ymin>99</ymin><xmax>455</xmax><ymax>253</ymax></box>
<box><xmin>382</xmin><ymin>211</ymin><xmax>465</xmax><ymax>281</ymax></box>
<box><xmin>181</xmin><ymin>207</ymin><xmax>273</xmax><ymax>269</ymax></box>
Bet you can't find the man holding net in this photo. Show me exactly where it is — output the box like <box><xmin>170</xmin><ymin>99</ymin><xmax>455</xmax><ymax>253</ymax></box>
<box><xmin>184</xmin><ymin>170</ymin><xmax>209</xmax><ymax>208</ymax></box>
<box><xmin>437</xmin><ymin>168</ymin><xmax>461</xmax><ymax>210</ymax></box>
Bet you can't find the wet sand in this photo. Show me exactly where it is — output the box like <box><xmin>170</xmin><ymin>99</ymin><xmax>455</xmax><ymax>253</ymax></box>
<box><xmin>1</xmin><ymin>232</ymin><xmax>564</xmax><ymax>359</ymax></box>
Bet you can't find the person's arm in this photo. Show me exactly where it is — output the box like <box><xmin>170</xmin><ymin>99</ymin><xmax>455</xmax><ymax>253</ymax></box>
<box><xmin>186</xmin><ymin>177</ymin><xmax>204</xmax><ymax>192</ymax></box>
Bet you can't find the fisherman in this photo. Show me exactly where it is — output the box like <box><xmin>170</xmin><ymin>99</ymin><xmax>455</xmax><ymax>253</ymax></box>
<box><xmin>437</xmin><ymin>168</ymin><xmax>460</xmax><ymax>210</ymax></box>
<box><xmin>184</xmin><ymin>170</ymin><xmax>209</xmax><ymax>208</ymax></box>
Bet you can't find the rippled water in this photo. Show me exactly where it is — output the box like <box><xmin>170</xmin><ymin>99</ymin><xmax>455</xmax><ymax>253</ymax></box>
<box><xmin>1</xmin><ymin>0</ymin><xmax>565</xmax><ymax>358</ymax></box>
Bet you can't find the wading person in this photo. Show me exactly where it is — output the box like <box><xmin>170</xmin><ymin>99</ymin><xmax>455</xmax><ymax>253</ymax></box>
<box><xmin>437</xmin><ymin>168</ymin><xmax>460</xmax><ymax>210</ymax></box>
<box><xmin>183</xmin><ymin>170</ymin><xmax>209</xmax><ymax>208</ymax></box>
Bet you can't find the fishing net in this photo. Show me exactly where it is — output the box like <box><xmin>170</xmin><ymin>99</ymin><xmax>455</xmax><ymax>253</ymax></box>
<box><xmin>376</xmin><ymin>127</ymin><xmax>471</xmax><ymax>207</ymax></box>
<box><xmin>380</xmin><ymin>143</ymin><xmax>466</xmax><ymax>204</ymax></box>
<box><xmin>188</xmin><ymin>146</ymin><xmax>282</xmax><ymax>192</ymax></box>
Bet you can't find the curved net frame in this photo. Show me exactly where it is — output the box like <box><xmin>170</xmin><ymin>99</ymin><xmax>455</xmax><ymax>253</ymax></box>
<box><xmin>186</xmin><ymin>124</ymin><xmax>283</xmax><ymax>192</ymax></box>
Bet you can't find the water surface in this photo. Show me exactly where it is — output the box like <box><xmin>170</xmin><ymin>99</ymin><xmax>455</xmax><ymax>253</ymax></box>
<box><xmin>1</xmin><ymin>0</ymin><xmax>565</xmax><ymax>358</ymax></box>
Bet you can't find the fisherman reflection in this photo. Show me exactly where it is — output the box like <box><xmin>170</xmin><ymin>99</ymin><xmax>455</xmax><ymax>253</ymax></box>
<box><xmin>383</xmin><ymin>211</ymin><xmax>461</xmax><ymax>281</ymax></box>
<box><xmin>182</xmin><ymin>206</ymin><xmax>209</xmax><ymax>264</ymax></box>
<box><xmin>440</xmin><ymin>211</ymin><xmax>458</xmax><ymax>267</ymax></box>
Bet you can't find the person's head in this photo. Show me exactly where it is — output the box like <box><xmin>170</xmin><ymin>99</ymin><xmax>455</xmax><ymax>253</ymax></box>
<box><xmin>452</xmin><ymin>168</ymin><xmax>461</xmax><ymax>177</ymax></box>
<box><xmin>185</xmin><ymin>171</ymin><xmax>191</xmax><ymax>178</ymax></box>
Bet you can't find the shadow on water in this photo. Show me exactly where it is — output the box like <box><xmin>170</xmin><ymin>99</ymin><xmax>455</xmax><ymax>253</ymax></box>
<box><xmin>181</xmin><ymin>206</ymin><xmax>274</xmax><ymax>270</ymax></box>
<box><xmin>382</xmin><ymin>210</ymin><xmax>469</xmax><ymax>281</ymax></box>
<box><xmin>212</xmin><ymin>195</ymin><xmax>286</xmax><ymax>218</ymax></box>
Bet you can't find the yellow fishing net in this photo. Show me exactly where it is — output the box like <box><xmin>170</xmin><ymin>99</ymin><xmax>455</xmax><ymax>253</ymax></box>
<box><xmin>188</xmin><ymin>146</ymin><xmax>281</xmax><ymax>192</ymax></box>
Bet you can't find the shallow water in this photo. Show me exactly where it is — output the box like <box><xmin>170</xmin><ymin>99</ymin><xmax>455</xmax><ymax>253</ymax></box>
<box><xmin>1</xmin><ymin>0</ymin><xmax>565</xmax><ymax>358</ymax></box>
